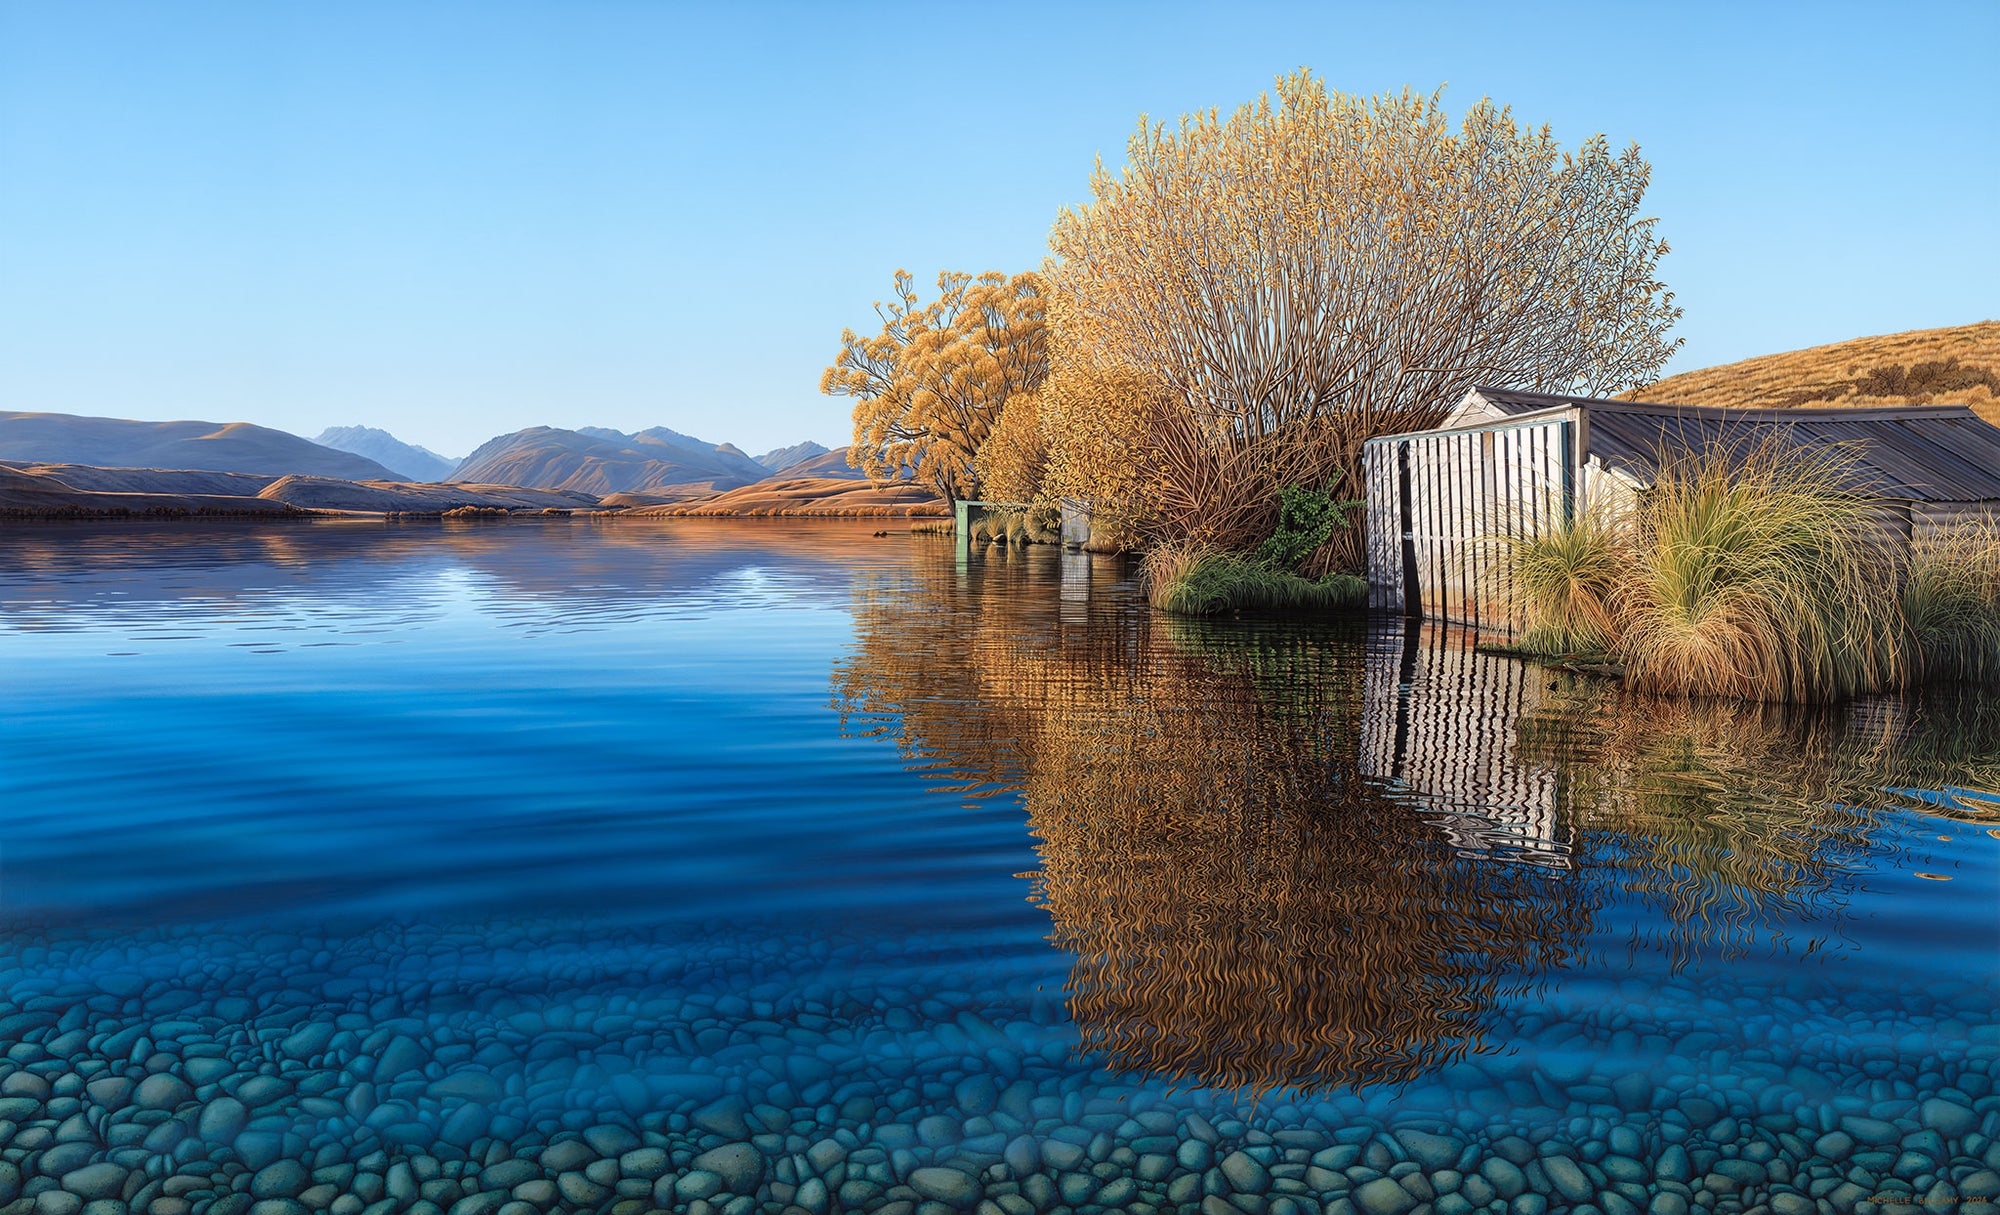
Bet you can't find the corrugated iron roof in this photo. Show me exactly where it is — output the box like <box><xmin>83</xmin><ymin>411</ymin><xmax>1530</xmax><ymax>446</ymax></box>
<box><xmin>1471</xmin><ymin>386</ymin><xmax>2000</xmax><ymax>503</ymax></box>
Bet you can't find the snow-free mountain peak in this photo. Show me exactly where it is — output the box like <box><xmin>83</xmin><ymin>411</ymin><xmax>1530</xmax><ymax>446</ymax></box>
<box><xmin>313</xmin><ymin>426</ymin><xmax>460</xmax><ymax>482</ymax></box>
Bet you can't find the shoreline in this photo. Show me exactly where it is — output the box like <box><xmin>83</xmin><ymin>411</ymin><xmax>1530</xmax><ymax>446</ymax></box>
<box><xmin>0</xmin><ymin>508</ymin><xmax>949</xmax><ymax>525</ymax></box>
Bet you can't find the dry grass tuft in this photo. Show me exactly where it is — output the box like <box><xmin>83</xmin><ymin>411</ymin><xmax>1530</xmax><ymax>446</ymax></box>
<box><xmin>1493</xmin><ymin>438</ymin><xmax>1980</xmax><ymax>702</ymax></box>
<box><xmin>1903</xmin><ymin>520</ymin><xmax>2000</xmax><ymax>685</ymax></box>
<box><xmin>1501</xmin><ymin>505</ymin><xmax>1629</xmax><ymax>656</ymax></box>
<box><xmin>1617</xmin><ymin>440</ymin><xmax>1903</xmax><ymax>702</ymax></box>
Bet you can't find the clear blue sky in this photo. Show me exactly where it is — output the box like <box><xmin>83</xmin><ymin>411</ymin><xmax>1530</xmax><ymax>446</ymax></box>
<box><xmin>2</xmin><ymin>1</ymin><xmax>1994</xmax><ymax>458</ymax></box>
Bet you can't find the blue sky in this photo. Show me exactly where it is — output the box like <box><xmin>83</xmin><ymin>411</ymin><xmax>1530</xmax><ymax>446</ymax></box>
<box><xmin>1</xmin><ymin>2</ymin><xmax>1994</xmax><ymax>458</ymax></box>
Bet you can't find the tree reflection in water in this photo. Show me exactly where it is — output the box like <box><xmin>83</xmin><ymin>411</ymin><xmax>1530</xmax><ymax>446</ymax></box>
<box><xmin>831</xmin><ymin>543</ymin><xmax>2000</xmax><ymax>1097</ymax></box>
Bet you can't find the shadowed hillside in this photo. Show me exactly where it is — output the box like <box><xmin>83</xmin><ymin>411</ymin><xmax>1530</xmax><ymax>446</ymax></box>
<box><xmin>451</xmin><ymin>425</ymin><xmax>770</xmax><ymax>494</ymax></box>
<box><xmin>0</xmin><ymin>412</ymin><xmax>402</xmax><ymax>479</ymax></box>
<box><xmin>1633</xmin><ymin>322</ymin><xmax>2000</xmax><ymax>425</ymax></box>
<box><xmin>315</xmin><ymin>426</ymin><xmax>458</xmax><ymax>481</ymax></box>
<box><xmin>753</xmin><ymin>440</ymin><xmax>831</xmax><ymax>472</ymax></box>
<box><xmin>770</xmin><ymin>447</ymin><xmax>866</xmax><ymax>480</ymax></box>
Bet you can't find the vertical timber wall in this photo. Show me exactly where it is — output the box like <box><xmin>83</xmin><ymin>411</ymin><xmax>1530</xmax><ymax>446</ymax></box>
<box><xmin>1362</xmin><ymin>409</ymin><xmax>1582</xmax><ymax>630</ymax></box>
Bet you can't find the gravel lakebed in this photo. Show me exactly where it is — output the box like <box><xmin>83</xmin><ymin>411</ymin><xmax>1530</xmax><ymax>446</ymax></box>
<box><xmin>0</xmin><ymin>918</ymin><xmax>1993</xmax><ymax>1215</ymax></box>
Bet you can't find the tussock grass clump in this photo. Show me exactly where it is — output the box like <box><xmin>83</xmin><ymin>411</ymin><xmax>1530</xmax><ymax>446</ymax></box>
<box><xmin>967</xmin><ymin>505</ymin><xmax>1059</xmax><ymax>546</ymax></box>
<box><xmin>1903</xmin><ymin>521</ymin><xmax>2000</xmax><ymax>685</ymax></box>
<box><xmin>1499</xmin><ymin>439</ymin><xmax>1928</xmax><ymax>702</ymax></box>
<box><xmin>1503</xmin><ymin>507</ymin><xmax>1628</xmax><ymax>656</ymax></box>
<box><xmin>1144</xmin><ymin>542</ymin><xmax>1365</xmax><ymax>616</ymax></box>
<box><xmin>909</xmin><ymin>519</ymin><xmax>954</xmax><ymax>536</ymax></box>
<box><xmin>1618</xmin><ymin>441</ymin><xmax>1903</xmax><ymax>702</ymax></box>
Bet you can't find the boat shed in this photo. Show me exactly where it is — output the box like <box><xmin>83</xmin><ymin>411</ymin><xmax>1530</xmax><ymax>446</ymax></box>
<box><xmin>1361</xmin><ymin>386</ymin><xmax>2000</xmax><ymax>628</ymax></box>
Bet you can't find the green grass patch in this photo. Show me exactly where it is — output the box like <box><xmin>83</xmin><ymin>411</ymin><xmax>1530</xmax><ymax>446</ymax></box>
<box><xmin>1146</xmin><ymin>546</ymin><xmax>1366</xmax><ymax>616</ymax></box>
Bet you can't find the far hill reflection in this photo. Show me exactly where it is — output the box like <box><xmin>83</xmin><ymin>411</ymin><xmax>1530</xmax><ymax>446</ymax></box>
<box><xmin>834</xmin><ymin>542</ymin><xmax>2000</xmax><ymax>1096</ymax></box>
<box><xmin>0</xmin><ymin>518</ymin><xmax>911</xmax><ymax>636</ymax></box>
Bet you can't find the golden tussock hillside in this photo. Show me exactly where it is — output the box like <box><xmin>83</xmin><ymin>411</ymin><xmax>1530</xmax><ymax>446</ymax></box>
<box><xmin>626</xmin><ymin>476</ymin><xmax>945</xmax><ymax>518</ymax></box>
<box><xmin>1631</xmin><ymin>321</ymin><xmax>2000</xmax><ymax>426</ymax></box>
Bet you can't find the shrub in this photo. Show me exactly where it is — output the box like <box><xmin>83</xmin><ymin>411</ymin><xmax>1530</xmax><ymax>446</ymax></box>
<box><xmin>1854</xmin><ymin>356</ymin><xmax>2000</xmax><ymax>401</ymax></box>
<box><xmin>1902</xmin><ymin>520</ymin><xmax>2000</xmax><ymax>685</ymax></box>
<box><xmin>1254</xmin><ymin>486</ymin><xmax>1360</xmax><ymax>572</ymax></box>
<box><xmin>1026</xmin><ymin>502</ymin><xmax>1062</xmax><ymax>544</ymax></box>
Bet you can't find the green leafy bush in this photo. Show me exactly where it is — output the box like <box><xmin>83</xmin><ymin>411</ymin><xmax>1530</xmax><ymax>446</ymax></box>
<box><xmin>1254</xmin><ymin>487</ymin><xmax>1360</xmax><ymax>571</ymax></box>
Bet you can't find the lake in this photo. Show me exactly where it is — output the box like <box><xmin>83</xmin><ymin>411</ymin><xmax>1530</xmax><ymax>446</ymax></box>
<box><xmin>0</xmin><ymin>518</ymin><xmax>1995</xmax><ymax>1215</ymax></box>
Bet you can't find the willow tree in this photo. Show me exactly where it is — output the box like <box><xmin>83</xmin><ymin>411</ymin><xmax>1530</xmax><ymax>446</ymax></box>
<box><xmin>1047</xmin><ymin>72</ymin><xmax>1683</xmax><ymax>555</ymax></box>
<box><xmin>1028</xmin><ymin>295</ymin><xmax>1174</xmax><ymax>548</ymax></box>
<box><xmin>822</xmin><ymin>269</ymin><xmax>1048</xmax><ymax>505</ymax></box>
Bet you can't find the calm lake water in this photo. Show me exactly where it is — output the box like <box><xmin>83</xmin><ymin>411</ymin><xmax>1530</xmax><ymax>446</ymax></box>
<box><xmin>0</xmin><ymin>519</ymin><xmax>1995</xmax><ymax>1215</ymax></box>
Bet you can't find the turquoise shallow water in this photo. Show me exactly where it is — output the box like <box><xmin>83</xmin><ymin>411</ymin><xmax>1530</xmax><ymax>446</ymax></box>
<box><xmin>0</xmin><ymin>518</ymin><xmax>1995</xmax><ymax>1215</ymax></box>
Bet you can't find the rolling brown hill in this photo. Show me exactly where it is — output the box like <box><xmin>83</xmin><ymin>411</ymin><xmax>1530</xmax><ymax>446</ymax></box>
<box><xmin>0</xmin><ymin>464</ymin><xmax>298</xmax><ymax>516</ymax></box>
<box><xmin>0</xmin><ymin>463</ymin><xmax>603</xmax><ymax>518</ymax></box>
<box><xmin>1632</xmin><ymin>321</ymin><xmax>2000</xmax><ymax>426</ymax></box>
<box><xmin>255</xmin><ymin>477</ymin><xmax>601</xmax><ymax>513</ymax></box>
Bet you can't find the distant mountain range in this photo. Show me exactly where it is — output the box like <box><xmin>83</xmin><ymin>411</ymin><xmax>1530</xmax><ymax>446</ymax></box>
<box><xmin>753</xmin><ymin>440</ymin><xmax>830</xmax><ymax>472</ymax></box>
<box><xmin>0</xmin><ymin>409</ymin><xmax>869</xmax><ymax>509</ymax></box>
<box><xmin>766</xmin><ymin>448</ymin><xmax>865</xmax><ymax>480</ymax></box>
<box><xmin>314</xmin><ymin>426</ymin><xmax>459</xmax><ymax>482</ymax></box>
<box><xmin>0</xmin><ymin>411</ymin><xmax>401</xmax><ymax>480</ymax></box>
<box><xmin>452</xmin><ymin>425</ymin><xmax>776</xmax><ymax>495</ymax></box>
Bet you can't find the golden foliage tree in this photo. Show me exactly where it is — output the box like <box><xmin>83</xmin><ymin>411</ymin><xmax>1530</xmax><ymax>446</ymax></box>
<box><xmin>970</xmin><ymin>390</ymin><xmax>1046</xmax><ymax>505</ymax></box>
<box><xmin>1047</xmin><ymin>71</ymin><xmax>1683</xmax><ymax>555</ymax></box>
<box><xmin>822</xmin><ymin>270</ymin><xmax>1049</xmax><ymax>505</ymax></box>
<box><xmin>1029</xmin><ymin>296</ymin><xmax>1174</xmax><ymax>547</ymax></box>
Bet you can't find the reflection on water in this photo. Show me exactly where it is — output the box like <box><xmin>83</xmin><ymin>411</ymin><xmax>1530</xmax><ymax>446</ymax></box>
<box><xmin>834</xmin><ymin>541</ymin><xmax>2000</xmax><ymax>1095</ymax></box>
<box><xmin>1361</xmin><ymin>626</ymin><xmax>1568</xmax><ymax>865</ymax></box>
<box><xmin>4</xmin><ymin>520</ymin><xmax>1996</xmax><ymax>1113</ymax></box>
<box><xmin>1019</xmin><ymin>631</ymin><xmax>1590</xmax><ymax>1096</ymax></box>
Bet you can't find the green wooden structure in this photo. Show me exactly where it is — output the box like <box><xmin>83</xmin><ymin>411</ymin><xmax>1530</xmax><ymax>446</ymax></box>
<box><xmin>953</xmin><ymin>500</ymin><xmax>1029</xmax><ymax>540</ymax></box>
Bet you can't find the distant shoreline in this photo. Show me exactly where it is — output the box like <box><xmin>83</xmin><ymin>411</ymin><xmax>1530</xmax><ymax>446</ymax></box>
<box><xmin>0</xmin><ymin>507</ymin><xmax>945</xmax><ymax>524</ymax></box>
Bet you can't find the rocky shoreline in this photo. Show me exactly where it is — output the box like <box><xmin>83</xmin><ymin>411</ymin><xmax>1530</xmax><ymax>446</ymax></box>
<box><xmin>0</xmin><ymin>917</ymin><xmax>1992</xmax><ymax>1215</ymax></box>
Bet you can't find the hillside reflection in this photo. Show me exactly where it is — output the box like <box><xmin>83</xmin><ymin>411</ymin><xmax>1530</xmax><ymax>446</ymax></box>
<box><xmin>832</xmin><ymin>544</ymin><xmax>2000</xmax><ymax>1096</ymax></box>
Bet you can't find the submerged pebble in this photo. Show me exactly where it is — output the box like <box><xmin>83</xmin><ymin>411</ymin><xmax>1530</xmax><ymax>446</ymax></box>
<box><xmin>0</xmin><ymin>916</ymin><xmax>1982</xmax><ymax>1215</ymax></box>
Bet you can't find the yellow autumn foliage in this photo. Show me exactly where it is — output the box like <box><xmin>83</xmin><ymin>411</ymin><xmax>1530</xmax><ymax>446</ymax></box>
<box><xmin>971</xmin><ymin>390</ymin><xmax>1046</xmax><ymax>505</ymax></box>
<box><xmin>1046</xmin><ymin>71</ymin><xmax>1684</xmax><ymax>554</ymax></box>
<box><xmin>821</xmin><ymin>270</ymin><xmax>1048</xmax><ymax>504</ymax></box>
